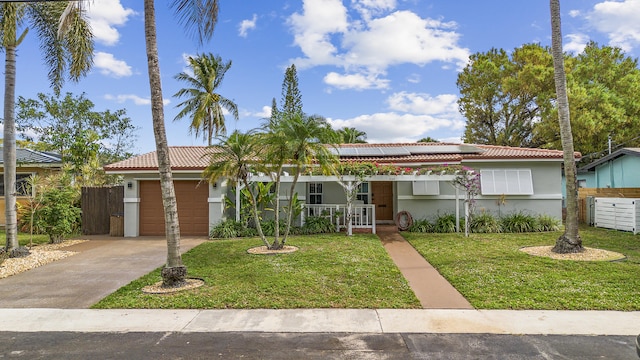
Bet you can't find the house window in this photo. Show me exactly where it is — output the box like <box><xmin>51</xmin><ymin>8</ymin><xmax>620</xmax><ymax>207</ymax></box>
<box><xmin>0</xmin><ymin>174</ymin><xmax>33</xmax><ymax>196</ymax></box>
<box><xmin>412</xmin><ymin>180</ymin><xmax>440</xmax><ymax>195</ymax></box>
<box><xmin>309</xmin><ymin>183</ymin><xmax>323</xmax><ymax>204</ymax></box>
<box><xmin>480</xmin><ymin>169</ymin><xmax>533</xmax><ymax>195</ymax></box>
<box><xmin>356</xmin><ymin>182</ymin><xmax>369</xmax><ymax>204</ymax></box>
<box><xmin>577</xmin><ymin>179</ymin><xmax>587</xmax><ymax>188</ymax></box>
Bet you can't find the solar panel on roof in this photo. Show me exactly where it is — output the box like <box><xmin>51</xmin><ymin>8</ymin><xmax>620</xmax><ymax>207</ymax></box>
<box><xmin>379</xmin><ymin>147</ymin><xmax>411</xmax><ymax>156</ymax></box>
<box><xmin>355</xmin><ymin>147</ymin><xmax>384</xmax><ymax>156</ymax></box>
<box><xmin>336</xmin><ymin>147</ymin><xmax>358</xmax><ymax>156</ymax></box>
<box><xmin>403</xmin><ymin>145</ymin><xmax>484</xmax><ymax>154</ymax></box>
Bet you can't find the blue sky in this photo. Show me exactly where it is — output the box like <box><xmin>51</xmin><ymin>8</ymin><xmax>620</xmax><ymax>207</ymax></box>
<box><xmin>6</xmin><ymin>0</ymin><xmax>640</xmax><ymax>155</ymax></box>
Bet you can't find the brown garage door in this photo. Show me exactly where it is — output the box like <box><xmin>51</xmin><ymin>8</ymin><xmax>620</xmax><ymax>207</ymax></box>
<box><xmin>139</xmin><ymin>180</ymin><xmax>209</xmax><ymax>236</ymax></box>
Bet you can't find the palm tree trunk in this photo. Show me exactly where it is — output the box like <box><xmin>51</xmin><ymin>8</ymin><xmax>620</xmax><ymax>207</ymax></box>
<box><xmin>144</xmin><ymin>0</ymin><xmax>186</xmax><ymax>286</ymax></box>
<box><xmin>550</xmin><ymin>0</ymin><xmax>582</xmax><ymax>253</ymax></box>
<box><xmin>3</xmin><ymin>43</ymin><xmax>19</xmax><ymax>252</ymax></box>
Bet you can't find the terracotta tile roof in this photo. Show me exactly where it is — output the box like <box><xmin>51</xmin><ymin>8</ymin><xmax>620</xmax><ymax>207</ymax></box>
<box><xmin>104</xmin><ymin>143</ymin><xmax>575</xmax><ymax>172</ymax></box>
<box><xmin>103</xmin><ymin>146</ymin><xmax>223</xmax><ymax>171</ymax></box>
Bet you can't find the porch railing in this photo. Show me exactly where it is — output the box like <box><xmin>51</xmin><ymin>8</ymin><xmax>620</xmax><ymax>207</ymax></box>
<box><xmin>303</xmin><ymin>204</ymin><xmax>376</xmax><ymax>234</ymax></box>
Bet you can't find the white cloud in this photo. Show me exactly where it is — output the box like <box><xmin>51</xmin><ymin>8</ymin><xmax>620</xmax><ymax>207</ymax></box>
<box><xmin>94</xmin><ymin>52</ymin><xmax>132</xmax><ymax>78</ymax></box>
<box><xmin>253</xmin><ymin>105</ymin><xmax>273</xmax><ymax>118</ymax></box>
<box><xmin>564</xmin><ymin>33</ymin><xmax>589</xmax><ymax>53</ymax></box>
<box><xmin>585</xmin><ymin>0</ymin><xmax>640</xmax><ymax>51</ymax></box>
<box><xmin>288</xmin><ymin>0</ymin><xmax>349</xmax><ymax>67</ymax></box>
<box><xmin>324</xmin><ymin>72</ymin><xmax>389</xmax><ymax>90</ymax></box>
<box><xmin>239</xmin><ymin>14</ymin><xmax>258</xmax><ymax>37</ymax></box>
<box><xmin>387</xmin><ymin>92</ymin><xmax>459</xmax><ymax>115</ymax></box>
<box><xmin>288</xmin><ymin>1</ymin><xmax>470</xmax><ymax>91</ymax></box>
<box><xmin>86</xmin><ymin>0</ymin><xmax>135</xmax><ymax>46</ymax></box>
<box><xmin>327</xmin><ymin>91</ymin><xmax>465</xmax><ymax>142</ymax></box>
<box><xmin>104</xmin><ymin>94</ymin><xmax>170</xmax><ymax>106</ymax></box>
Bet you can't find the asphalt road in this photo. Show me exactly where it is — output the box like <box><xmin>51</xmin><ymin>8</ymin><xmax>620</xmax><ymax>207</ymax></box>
<box><xmin>1</xmin><ymin>332</ymin><xmax>636</xmax><ymax>359</ymax></box>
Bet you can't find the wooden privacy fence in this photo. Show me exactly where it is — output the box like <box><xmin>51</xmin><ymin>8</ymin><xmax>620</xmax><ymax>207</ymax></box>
<box><xmin>81</xmin><ymin>186</ymin><xmax>124</xmax><ymax>235</ymax></box>
<box><xmin>577</xmin><ymin>187</ymin><xmax>640</xmax><ymax>224</ymax></box>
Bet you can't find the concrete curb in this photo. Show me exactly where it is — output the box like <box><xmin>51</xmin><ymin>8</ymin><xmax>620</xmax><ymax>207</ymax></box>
<box><xmin>1</xmin><ymin>309</ymin><xmax>638</xmax><ymax>335</ymax></box>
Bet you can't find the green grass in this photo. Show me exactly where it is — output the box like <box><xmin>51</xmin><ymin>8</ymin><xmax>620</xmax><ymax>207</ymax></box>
<box><xmin>93</xmin><ymin>234</ymin><xmax>421</xmax><ymax>309</ymax></box>
<box><xmin>403</xmin><ymin>226</ymin><xmax>640</xmax><ymax>310</ymax></box>
<box><xmin>0</xmin><ymin>231</ymin><xmax>51</xmax><ymax>247</ymax></box>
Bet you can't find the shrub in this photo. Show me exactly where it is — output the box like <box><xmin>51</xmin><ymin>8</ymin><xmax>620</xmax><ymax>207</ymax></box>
<box><xmin>34</xmin><ymin>187</ymin><xmax>81</xmax><ymax>244</ymax></box>
<box><xmin>501</xmin><ymin>212</ymin><xmax>538</xmax><ymax>233</ymax></box>
<box><xmin>434</xmin><ymin>214</ymin><xmax>459</xmax><ymax>233</ymax></box>
<box><xmin>302</xmin><ymin>215</ymin><xmax>335</xmax><ymax>234</ymax></box>
<box><xmin>470</xmin><ymin>211</ymin><xmax>502</xmax><ymax>233</ymax></box>
<box><xmin>408</xmin><ymin>218</ymin><xmax>434</xmax><ymax>233</ymax></box>
<box><xmin>536</xmin><ymin>214</ymin><xmax>561</xmax><ymax>232</ymax></box>
<box><xmin>210</xmin><ymin>219</ymin><xmax>241</xmax><ymax>239</ymax></box>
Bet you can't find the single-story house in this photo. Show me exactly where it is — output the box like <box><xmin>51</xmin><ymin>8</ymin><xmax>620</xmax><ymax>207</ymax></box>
<box><xmin>104</xmin><ymin>143</ymin><xmax>571</xmax><ymax>237</ymax></box>
<box><xmin>0</xmin><ymin>147</ymin><xmax>63</xmax><ymax>226</ymax></box>
<box><xmin>577</xmin><ymin>148</ymin><xmax>640</xmax><ymax>189</ymax></box>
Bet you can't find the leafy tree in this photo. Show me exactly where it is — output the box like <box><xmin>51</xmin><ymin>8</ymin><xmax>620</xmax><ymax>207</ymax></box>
<box><xmin>173</xmin><ymin>53</ymin><xmax>238</xmax><ymax>145</ymax></box>
<box><xmin>144</xmin><ymin>0</ymin><xmax>220</xmax><ymax>288</ymax></box>
<box><xmin>338</xmin><ymin>127</ymin><xmax>367</xmax><ymax>143</ymax></box>
<box><xmin>550</xmin><ymin>0</ymin><xmax>582</xmax><ymax>253</ymax></box>
<box><xmin>1</xmin><ymin>1</ymin><xmax>93</xmax><ymax>253</ymax></box>
<box><xmin>417</xmin><ymin>137</ymin><xmax>440</xmax><ymax>143</ymax></box>
<box><xmin>533</xmin><ymin>41</ymin><xmax>640</xmax><ymax>159</ymax></box>
<box><xmin>457</xmin><ymin>44</ymin><xmax>554</xmax><ymax>148</ymax></box>
<box><xmin>16</xmin><ymin>92</ymin><xmax>137</xmax><ymax>181</ymax></box>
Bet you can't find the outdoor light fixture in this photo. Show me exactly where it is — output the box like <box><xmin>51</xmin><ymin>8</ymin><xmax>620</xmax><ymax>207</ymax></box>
<box><xmin>212</xmin><ymin>182</ymin><xmax>217</xmax><ymax>189</ymax></box>
<box><xmin>127</xmin><ymin>182</ymin><xmax>133</xmax><ymax>189</ymax></box>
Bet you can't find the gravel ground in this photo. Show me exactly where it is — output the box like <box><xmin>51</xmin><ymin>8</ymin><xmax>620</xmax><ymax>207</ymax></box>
<box><xmin>0</xmin><ymin>240</ymin><xmax>87</xmax><ymax>279</ymax></box>
<box><xmin>520</xmin><ymin>245</ymin><xmax>626</xmax><ymax>261</ymax></box>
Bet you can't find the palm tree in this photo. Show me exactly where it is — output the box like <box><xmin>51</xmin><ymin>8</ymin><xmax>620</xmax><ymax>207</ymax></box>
<box><xmin>263</xmin><ymin>113</ymin><xmax>338</xmax><ymax>248</ymax></box>
<box><xmin>174</xmin><ymin>53</ymin><xmax>239</xmax><ymax>146</ymax></box>
<box><xmin>550</xmin><ymin>0</ymin><xmax>583</xmax><ymax>253</ymax></box>
<box><xmin>144</xmin><ymin>0</ymin><xmax>220</xmax><ymax>287</ymax></box>
<box><xmin>203</xmin><ymin>131</ymin><xmax>269</xmax><ymax>246</ymax></box>
<box><xmin>338</xmin><ymin>127</ymin><xmax>367</xmax><ymax>143</ymax></box>
<box><xmin>1</xmin><ymin>2</ymin><xmax>93</xmax><ymax>253</ymax></box>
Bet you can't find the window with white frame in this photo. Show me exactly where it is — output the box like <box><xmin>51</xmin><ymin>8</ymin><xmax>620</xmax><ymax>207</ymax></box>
<box><xmin>412</xmin><ymin>180</ymin><xmax>440</xmax><ymax>195</ymax></box>
<box><xmin>356</xmin><ymin>182</ymin><xmax>369</xmax><ymax>204</ymax></box>
<box><xmin>309</xmin><ymin>183</ymin><xmax>323</xmax><ymax>204</ymax></box>
<box><xmin>480</xmin><ymin>169</ymin><xmax>534</xmax><ymax>195</ymax></box>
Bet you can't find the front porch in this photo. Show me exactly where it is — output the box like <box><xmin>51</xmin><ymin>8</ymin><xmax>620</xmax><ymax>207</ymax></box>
<box><xmin>304</xmin><ymin>203</ymin><xmax>377</xmax><ymax>234</ymax></box>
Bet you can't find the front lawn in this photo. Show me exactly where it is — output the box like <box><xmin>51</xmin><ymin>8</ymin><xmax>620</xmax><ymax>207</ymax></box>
<box><xmin>93</xmin><ymin>234</ymin><xmax>421</xmax><ymax>309</ymax></box>
<box><xmin>403</xmin><ymin>227</ymin><xmax>640</xmax><ymax>310</ymax></box>
<box><xmin>0</xmin><ymin>231</ymin><xmax>51</xmax><ymax>247</ymax></box>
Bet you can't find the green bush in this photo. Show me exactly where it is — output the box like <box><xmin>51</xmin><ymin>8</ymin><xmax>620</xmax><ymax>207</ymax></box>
<box><xmin>434</xmin><ymin>214</ymin><xmax>461</xmax><ymax>233</ymax></box>
<box><xmin>408</xmin><ymin>218</ymin><xmax>434</xmax><ymax>233</ymax></box>
<box><xmin>301</xmin><ymin>215</ymin><xmax>335</xmax><ymax>234</ymax></box>
<box><xmin>470</xmin><ymin>211</ymin><xmax>502</xmax><ymax>233</ymax></box>
<box><xmin>536</xmin><ymin>214</ymin><xmax>561</xmax><ymax>232</ymax></box>
<box><xmin>501</xmin><ymin>212</ymin><xmax>538</xmax><ymax>233</ymax></box>
<box><xmin>34</xmin><ymin>187</ymin><xmax>81</xmax><ymax>243</ymax></box>
<box><xmin>210</xmin><ymin>219</ymin><xmax>241</xmax><ymax>239</ymax></box>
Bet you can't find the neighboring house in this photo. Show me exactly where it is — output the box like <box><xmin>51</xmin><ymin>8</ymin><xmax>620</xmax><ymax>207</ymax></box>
<box><xmin>577</xmin><ymin>148</ymin><xmax>640</xmax><ymax>189</ymax></box>
<box><xmin>104</xmin><ymin>143</ymin><xmax>570</xmax><ymax>237</ymax></box>
<box><xmin>0</xmin><ymin>147</ymin><xmax>63</xmax><ymax>226</ymax></box>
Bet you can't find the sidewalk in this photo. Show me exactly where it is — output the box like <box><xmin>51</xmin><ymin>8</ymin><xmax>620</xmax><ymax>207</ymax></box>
<box><xmin>1</xmin><ymin>308</ymin><xmax>638</xmax><ymax>335</ymax></box>
<box><xmin>377</xmin><ymin>225</ymin><xmax>473</xmax><ymax>309</ymax></box>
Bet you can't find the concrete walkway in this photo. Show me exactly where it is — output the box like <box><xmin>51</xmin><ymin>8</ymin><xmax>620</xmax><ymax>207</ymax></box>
<box><xmin>0</xmin><ymin>236</ymin><xmax>206</xmax><ymax>308</ymax></box>
<box><xmin>1</xmin><ymin>308</ymin><xmax>639</xmax><ymax>335</ymax></box>
<box><xmin>376</xmin><ymin>225</ymin><xmax>473</xmax><ymax>309</ymax></box>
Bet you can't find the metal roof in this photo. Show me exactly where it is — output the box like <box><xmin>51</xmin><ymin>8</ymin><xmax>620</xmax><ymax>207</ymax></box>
<box><xmin>0</xmin><ymin>148</ymin><xmax>62</xmax><ymax>165</ymax></box>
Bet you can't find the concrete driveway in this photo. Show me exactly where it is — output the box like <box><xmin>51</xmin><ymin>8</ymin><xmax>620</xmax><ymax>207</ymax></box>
<box><xmin>0</xmin><ymin>236</ymin><xmax>207</xmax><ymax>308</ymax></box>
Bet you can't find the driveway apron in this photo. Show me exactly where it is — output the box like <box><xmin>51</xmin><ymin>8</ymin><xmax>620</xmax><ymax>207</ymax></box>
<box><xmin>0</xmin><ymin>236</ymin><xmax>206</xmax><ymax>308</ymax></box>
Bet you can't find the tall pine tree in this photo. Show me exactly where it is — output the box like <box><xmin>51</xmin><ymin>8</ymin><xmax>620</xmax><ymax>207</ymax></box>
<box><xmin>281</xmin><ymin>64</ymin><xmax>303</xmax><ymax>117</ymax></box>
